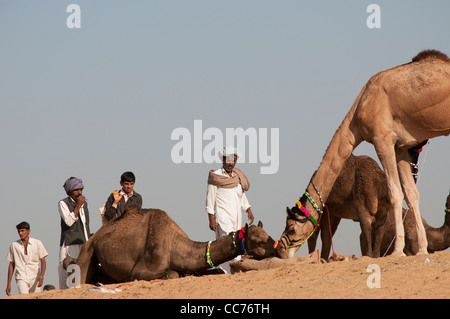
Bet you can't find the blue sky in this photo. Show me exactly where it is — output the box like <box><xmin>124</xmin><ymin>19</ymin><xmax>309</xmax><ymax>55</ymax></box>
<box><xmin>1</xmin><ymin>1</ymin><xmax>449</xmax><ymax>296</ymax></box>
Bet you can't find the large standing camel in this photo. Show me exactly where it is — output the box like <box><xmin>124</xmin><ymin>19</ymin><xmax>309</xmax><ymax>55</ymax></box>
<box><xmin>362</xmin><ymin>194</ymin><xmax>450</xmax><ymax>256</ymax></box>
<box><xmin>76</xmin><ymin>207</ymin><xmax>277</xmax><ymax>284</ymax></box>
<box><xmin>278</xmin><ymin>50</ymin><xmax>450</xmax><ymax>258</ymax></box>
<box><xmin>305</xmin><ymin>154</ymin><xmax>390</xmax><ymax>259</ymax></box>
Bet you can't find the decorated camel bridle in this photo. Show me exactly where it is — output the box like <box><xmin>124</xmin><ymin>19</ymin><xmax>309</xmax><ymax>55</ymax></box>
<box><xmin>281</xmin><ymin>183</ymin><xmax>333</xmax><ymax>251</ymax></box>
<box><xmin>205</xmin><ymin>227</ymin><xmax>248</xmax><ymax>269</ymax></box>
<box><xmin>206</xmin><ymin>227</ymin><xmax>280</xmax><ymax>269</ymax></box>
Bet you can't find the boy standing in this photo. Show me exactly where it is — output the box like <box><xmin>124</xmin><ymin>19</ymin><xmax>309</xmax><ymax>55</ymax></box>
<box><xmin>6</xmin><ymin>222</ymin><xmax>48</xmax><ymax>296</ymax></box>
<box><xmin>104</xmin><ymin>171</ymin><xmax>143</xmax><ymax>221</ymax></box>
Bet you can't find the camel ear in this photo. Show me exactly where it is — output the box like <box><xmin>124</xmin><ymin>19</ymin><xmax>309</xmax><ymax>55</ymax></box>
<box><xmin>286</xmin><ymin>207</ymin><xmax>292</xmax><ymax>216</ymax></box>
<box><xmin>257</xmin><ymin>221</ymin><xmax>263</xmax><ymax>228</ymax></box>
<box><xmin>245</xmin><ymin>223</ymin><xmax>249</xmax><ymax>235</ymax></box>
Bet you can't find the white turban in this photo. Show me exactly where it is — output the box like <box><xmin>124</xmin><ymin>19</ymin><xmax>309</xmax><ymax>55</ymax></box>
<box><xmin>219</xmin><ymin>146</ymin><xmax>241</xmax><ymax>162</ymax></box>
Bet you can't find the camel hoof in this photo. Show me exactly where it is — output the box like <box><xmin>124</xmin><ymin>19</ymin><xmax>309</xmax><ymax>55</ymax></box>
<box><xmin>165</xmin><ymin>270</ymin><xmax>180</xmax><ymax>279</ymax></box>
<box><xmin>415</xmin><ymin>250</ymin><xmax>428</xmax><ymax>256</ymax></box>
<box><xmin>390</xmin><ymin>250</ymin><xmax>406</xmax><ymax>257</ymax></box>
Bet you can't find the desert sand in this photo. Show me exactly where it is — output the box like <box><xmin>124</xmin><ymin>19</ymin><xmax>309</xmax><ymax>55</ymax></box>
<box><xmin>7</xmin><ymin>251</ymin><xmax>449</xmax><ymax>300</ymax></box>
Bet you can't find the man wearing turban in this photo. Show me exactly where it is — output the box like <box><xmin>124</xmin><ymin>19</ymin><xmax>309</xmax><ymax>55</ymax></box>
<box><xmin>205</xmin><ymin>146</ymin><xmax>255</xmax><ymax>274</ymax></box>
<box><xmin>57</xmin><ymin>177</ymin><xmax>91</xmax><ymax>289</ymax></box>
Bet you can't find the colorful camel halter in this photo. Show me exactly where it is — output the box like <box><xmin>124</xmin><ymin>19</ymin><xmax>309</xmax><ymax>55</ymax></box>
<box><xmin>273</xmin><ymin>240</ymin><xmax>279</xmax><ymax>249</ymax></box>
<box><xmin>287</xmin><ymin>183</ymin><xmax>326</xmax><ymax>248</ymax></box>
<box><xmin>206</xmin><ymin>227</ymin><xmax>246</xmax><ymax>269</ymax></box>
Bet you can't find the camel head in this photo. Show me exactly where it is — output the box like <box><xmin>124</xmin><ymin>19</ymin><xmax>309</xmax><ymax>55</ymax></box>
<box><xmin>243</xmin><ymin>221</ymin><xmax>278</xmax><ymax>260</ymax></box>
<box><xmin>277</xmin><ymin>206</ymin><xmax>315</xmax><ymax>259</ymax></box>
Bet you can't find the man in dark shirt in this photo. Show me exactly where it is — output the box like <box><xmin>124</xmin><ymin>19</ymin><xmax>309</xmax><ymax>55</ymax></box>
<box><xmin>104</xmin><ymin>171</ymin><xmax>143</xmax><ymax>221</ymax></box>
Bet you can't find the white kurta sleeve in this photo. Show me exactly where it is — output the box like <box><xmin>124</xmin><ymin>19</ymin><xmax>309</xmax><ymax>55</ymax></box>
<box><xmin>241</xmin><ymin>191</ymin><xmax>251</xmax><ymax>212</ymax></box>
<box><xmin>58</xmin><ymin>200</ymin><xmax>78</xmax><ymax>227</ymax></box>
<box><xmin>205</xmin><ymin>184</ymin><xmax>217</xmax><ymax>215</ymax></box>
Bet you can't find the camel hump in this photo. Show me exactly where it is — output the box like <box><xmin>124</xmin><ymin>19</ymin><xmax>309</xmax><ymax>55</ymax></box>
<box><xmin>118</xmin><ymin>207</ymin><xmax>167</xmax><ymax>221</ymax></box>
<box><xmin>123</xmin><ymin>206</ymin><xmax>168</xmax><ymax>217</ymax></box>
<box><xmin>354</xmin><ymin>154</ymin><xmax>379</xmax><ymax>169</ymax></box>
<box><xmin>123</xmin><ymin>206</ymin><xmax>140</xmax><ymax>215</ymax></box>
<box><xmin>412</xmin><ymin>50</ymin><xmax>449</xmax><ymax>63</ymax></box>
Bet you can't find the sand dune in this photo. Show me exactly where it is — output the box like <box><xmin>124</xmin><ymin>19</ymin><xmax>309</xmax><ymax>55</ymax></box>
<box><xmin>8</xmin><ymin>251</ymin><xmax>449</xmax><ymax>300</ymax></box>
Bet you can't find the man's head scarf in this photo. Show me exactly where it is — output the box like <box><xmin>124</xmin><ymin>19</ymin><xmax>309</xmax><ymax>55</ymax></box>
<box><xmin>63</xmin><ymin>177</ymin><xmax>84</xmax><ymax>195</ymax></box>
<box><xmin>219</xmin><ymin>146</ymin><xmax>241</xmax><ymax>163</ymax></box>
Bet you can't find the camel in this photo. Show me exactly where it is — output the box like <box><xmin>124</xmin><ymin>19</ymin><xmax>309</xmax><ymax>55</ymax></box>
<box><xmin>362</xmin><ymin>194</ymin><xmax>450</xmax><ymax>256</ymax></box>
<box><xmin>306</xmin><ymin>154</ymin><xmax>390</xmax><ymax>259</ymax></box>
<box><xmin>229</xmin><ymin>251</ymin><xmax>356</xmax><ymax>272</ymax></box>
<box><xmin>75</xmin><ymin>207</ymin><xmax>277</xmax><ymax>284</ymax></box>
<box><xmin>278</xmin><ymin>50</ymin><xmax>450</xmax><ymax>259</ymax></box>
<box><xmin>230</xmin><ymin>251</ymin><xmax>326</xmax><ymax>272</ymax></box>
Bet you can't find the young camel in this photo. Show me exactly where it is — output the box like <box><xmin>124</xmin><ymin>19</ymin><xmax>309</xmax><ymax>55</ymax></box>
<box><xmin>306</xmin><ymin>154</ymin><xmax>390</xmax><ymax>259</ymax></box>
<box><xmin>278</xmin><ymin>50</ymin><xmax>450</xmax><ymax>259</ymax></box>
<box><xmin>362</xmin><ymin>194</ymin><xmax>450</xmax><ymax>256</ymax></box>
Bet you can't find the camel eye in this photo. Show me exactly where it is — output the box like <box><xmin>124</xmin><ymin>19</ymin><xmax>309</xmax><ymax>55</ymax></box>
<box><xmin>287</xmin><ymin>225</ymin><xmax>295</xmax><ymax>235</ymax></box>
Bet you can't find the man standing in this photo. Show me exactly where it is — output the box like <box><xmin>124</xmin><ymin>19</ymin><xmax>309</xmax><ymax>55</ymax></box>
<box><xmin>104</xmin><ymin>171</ymin><xmax>143</xmax><ymax>221</ymax></box>
<box><xmin>6</xmin><ymin>221</ymin><xmax>48</xmax><ymax>296</ymax></box>
<box><xmin>205</xmin><ymin>146</ymin><xmax>254</xmax><ymax>274</ymax></box>
<box><xmin>58</xmin><ymin>177</ymin><xmax>90</xmax><ymax>289</ymax></box>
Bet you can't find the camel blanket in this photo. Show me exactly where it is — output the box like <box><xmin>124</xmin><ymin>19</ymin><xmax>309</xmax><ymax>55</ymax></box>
<box><xmin>207</xmin><ymin>168</ymin><xmax>250</xmax><ymax>191</ymax></box>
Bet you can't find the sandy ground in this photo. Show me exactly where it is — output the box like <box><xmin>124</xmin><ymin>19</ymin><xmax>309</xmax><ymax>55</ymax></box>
<box><xmin>7</xmin><ymin>251</ymin><xmax>449</xmax><ymax>300</ymax></box>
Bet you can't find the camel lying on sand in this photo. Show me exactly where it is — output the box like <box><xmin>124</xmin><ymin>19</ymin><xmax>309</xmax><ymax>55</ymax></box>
<box><xmin>230</xmin><ymin>251</ymin><xmax>355</xmax><ymax>272</ymax></box>
<box><xmin>76</xmin><ymin>207</ymin><xmax>277</xmax><ymax>284</ymax></box>
<box><xmin>362</xmin><ymin>194</ymin><xmax>450</xmax><ymax>256</ymax></box>
<box><xmin>230</xmin><ymin>252</ymin><xmax>325</xmax><ymax>272</ymax></box>
<box><xmin>307</xmin><ymin>154</ymin><xmax>390</xmax><ymax>259</ymax></box>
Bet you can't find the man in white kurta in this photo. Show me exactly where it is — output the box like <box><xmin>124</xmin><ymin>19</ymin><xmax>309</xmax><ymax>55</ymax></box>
<box><xmin>205</xmin><ymin>146</ymin><xmax>254</xmax><ymax>274</ymax></box>
<box><xmin>6</xmin><ymin>222</ymin><xmax>48</xmax><ymax>296</ymax></box>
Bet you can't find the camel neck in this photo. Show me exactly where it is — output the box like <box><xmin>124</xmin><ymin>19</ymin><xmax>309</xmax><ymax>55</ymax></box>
<box><xmin>208</xmin><ymin>231</ymin><xmax>243</xmax><ymax>267</ymax></box>
<box><xmin>303</xmin><ymin>85</ymin><xmax>365</xmax><ymax>218</ymax></box>
<box><xmin>424</xmin><ymin>212</ymin><xmax>450</xmax><ymax>252</ymax></box>
<box><xmin>169</xmin><ymin>231</ymin><xmax>242</xmax><ymax>273</ymax></box>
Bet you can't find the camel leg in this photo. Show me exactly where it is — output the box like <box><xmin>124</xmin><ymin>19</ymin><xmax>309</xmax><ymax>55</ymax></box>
<box><xmin>308</xmin><ymin>225</ymin><xmax>320</xmax><ymax>254</ymax></box>
<box><xmin>320</xmin><ymin>216</ymin><xmax>340</xmax><ymax>260</ymax></box>
<box><xmin>396</xmin><ymin>148</ymin><xmax>428</xmax><ymax>255</ymax></box>
<box><xmin>372</xmin><ymin>211</ymin><xmax>388</xmax><ymax>258</ymax></box>
<box><xmin>372</xmin><ymin>137</ymin><xmax>406</xmax><ymax>257</ymax></box>
<box><xmin>77</xmin><ymin>239</ymin><xmax>97</xmax><ymax>285</ymax></box>
<box><xmin>329</xmin><ymin>217</ymin><xmax>341</xmax><ymax>259</ymax></box>
<box><xmin>130</xmin><ymin>250</ymin><xmax>171</xmax><ymax>281</ymax></box>
<box><xmin>164</xmin><ymin>270</ymin><xmax>180</xmax><ymax>279</ymax></box>
<box><xmin>357</xmin><ymin>209</ymin><xmax>374</xmax><ymax>257</ymax></box>
<box><xmin>131</xmin><ymin>262</ymin><xmax>168</xmax><ymax>281</ymax></box>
